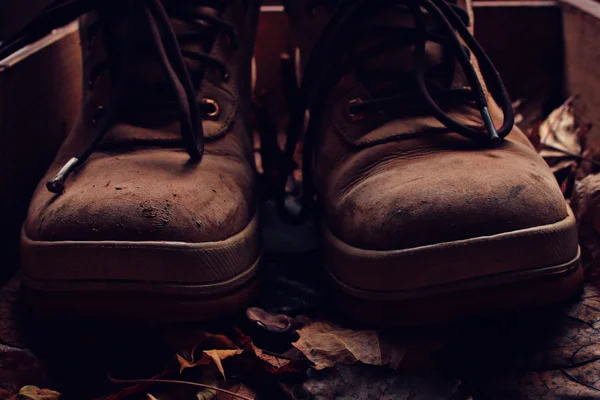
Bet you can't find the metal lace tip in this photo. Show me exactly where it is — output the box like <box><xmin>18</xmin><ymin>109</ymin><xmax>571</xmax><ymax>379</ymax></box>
<box><xmin>46</xmin><ymin>157</ymin><xmax>80</xmax><ymax>194</ymax></box>
<box><xmin>481</xmin><ymin>106</ymin><xmax>502</xmax><ymax>146</ymax></box>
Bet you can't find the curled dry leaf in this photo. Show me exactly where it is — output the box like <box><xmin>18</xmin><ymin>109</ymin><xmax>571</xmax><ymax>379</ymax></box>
<box><xmin>293</xmin><ymin>320</ymin><xmax>407</xmax><ymax>370</ymax></box>
<box><xmin>539</xmin><ymin>103</ymin><xmax>582</xmax><ymax>158</ymax></box>
<box><xmin>533</xmin><ymin>97</ymin><xmax>600</xmax><ymax>196</ymax></box>
<box><xmin>14</xmin><ymin>386</ymin><xmax>60</xmax><ymax>400</ymax></box>
<box><xmin>204</xmin><ymin>350</ymin><xmax>243</xmax><ymax>380</ymax></box>
<box><xmin>176</xmin><ymin>333</ymin><xmax>243</xmax><ymax>379</ymax></box>
<box><xmin>231</xmin><ymin>328</ymin><xmax>309</xmax><ymax>373</ymax></box>
<box><xmin>177</xmin><ymin>350</ymin><xmax>242</xmax><ymax>379</ymax></box>
<box><xmin>571</xmin><ymin>174</ymin><xmax>600</xmax><ymax>269</ymax></box>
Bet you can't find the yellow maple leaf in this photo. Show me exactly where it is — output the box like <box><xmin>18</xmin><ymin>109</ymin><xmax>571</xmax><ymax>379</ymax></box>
<box><xmin>176</xmin><ymin>348</ymin><xmax>243</xmax><ymax>379</ymax></box>
<box><xmin>202</xmin><ymin>349</ymin><xmax>243</xmax><ymax>380</ymax></box>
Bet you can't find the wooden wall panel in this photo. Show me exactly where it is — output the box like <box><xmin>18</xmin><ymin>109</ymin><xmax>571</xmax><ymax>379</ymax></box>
<box><xmin>561</xmin><ymin>0</ymin><xmax>600</xmax><ymax>147</ymax></box>
<box><xmin>0</xmin><ymin>23</ymin><xmax>82</xmax><ymax>279</ymax></box>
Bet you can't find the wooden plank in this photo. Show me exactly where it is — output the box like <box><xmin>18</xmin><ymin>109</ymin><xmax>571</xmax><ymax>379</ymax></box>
<box><xmin>0</xmin><ymin>22</ymin><xmax>82</xmax><ymax>279</ymax></box>
<box><xmin>561</xmin><ymin>0</ymin><xmax>600</xmax><ymax>147</ymax></box>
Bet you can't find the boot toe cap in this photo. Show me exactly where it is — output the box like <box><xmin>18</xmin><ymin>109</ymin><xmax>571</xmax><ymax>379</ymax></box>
<box><xmin>24</xmin><ymin>149</ymin><xmax>255</xmax><ymax>244</ymax></box>
<box><xmin>327</xmin><ymin>141</ymin><xmax>569</xmax><ymax>251</ymax></box>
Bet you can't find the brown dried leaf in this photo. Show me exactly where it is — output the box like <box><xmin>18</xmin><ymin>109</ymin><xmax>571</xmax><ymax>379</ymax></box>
<box><xmin>203</xmin><ymin>350</ymin><xmax>243</xmax><ymax>380</ymax></box>
<box><xmin>177</xmin><ymin>333</ymin><xmax>243</xmax><ymax>378</ymax></box>
<box><xmin>15</xmin><ymin>386</ymin><xmax>60</xmax><ymax>400</ymax></box>
<box><xmin>549</xmin><ymin>159</ymin><xmax>578</xmax><ymax>174</ymax></box>
<box><xmin>525</xmin><ymin>122</ymin><xmax>542</xmax><ymax>151</ymax></box>
<box><xmin>177</xmin><ymin>349</ymin><xmax>242</xmax><ymax>379</ymax></box>
<box><xmin>539</xmin><ymin>104</ymin><xmax>582</xmax><ymax>159</ymax></box>
<box><xmin>571</xmin><ymin>174</ymin><xmax>600</xmax><ymax>268</ymax></box>
<box><xmin>293</xmin><ymin>320</ymin><xmax>407</xmax><ymax>370</ymax></box>
<box><xmin>231</xmin><ymin>329</ymin><xmax>307</xmax><ymax>373</ymax></box>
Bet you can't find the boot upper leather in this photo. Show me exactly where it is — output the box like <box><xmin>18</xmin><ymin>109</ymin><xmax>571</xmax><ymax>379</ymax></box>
<box><xmin>23</xmin><ymin>1</ymin><xmax>260</xmax><ymax>244</ymax></box>
<box><xmin>288</xmin><ymin>0</ymin><xmax>569</xmax><ymax>251</ymax></box>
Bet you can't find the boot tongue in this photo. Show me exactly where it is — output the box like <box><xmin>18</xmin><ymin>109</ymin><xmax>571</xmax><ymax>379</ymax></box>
<box><xmin>99</xmin><ymin>1</ymin><xmax>222</xmax><ymax>126</ymax></box>
<box><xmin>347</xmin><ymin>3</ymin><xmax>464</xmax><ymax>101</ymax></box>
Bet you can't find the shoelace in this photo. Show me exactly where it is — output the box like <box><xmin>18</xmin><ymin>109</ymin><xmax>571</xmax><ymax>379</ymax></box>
<box><xmin>0</xmin><ymin>0</ymin><xmax>235</xmax><ymax>194</ymax></box>
<box><xmin>278</xmin><ymin>0</ymin><xmax>515</xmax><ymax>222</ymax></box>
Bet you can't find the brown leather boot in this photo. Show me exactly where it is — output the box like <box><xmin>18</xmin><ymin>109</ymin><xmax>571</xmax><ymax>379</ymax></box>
<box><xmin>0</xmin><ymin>0</ymin><xmax>262</xmax><ymax>321</ymax></box>
<box><xmin>283</xmin><ymin>0</ymin><xmax>583</xmax><ymax>324</ymax></box>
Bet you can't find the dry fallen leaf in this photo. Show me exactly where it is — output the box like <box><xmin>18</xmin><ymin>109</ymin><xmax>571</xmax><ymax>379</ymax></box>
<box><xmin>571</xmin><ymin>174</ymin><xmax>600</xmax><ymax>269</ymax></box>
<box><xmin>177</xmin><ymin>349</ymin><xmax>242</xmax><ymax>379</ymax></box>
<box><xmin>14</xmin><ymin>386</ymin><xmax>60</xmax><ymax>400</ymax></box>
<box><xmin>293</xmin><ymin>320</ymin><xmax>407</xmax><ymax>370</ymax></box>
<box><xmin>231</xmin><ymin>328</ymin><xmax>309</xmax><ymax>373</ymax></box>
<box><xmin>539</xmin><ymin>103</ymin><xmax>582</xmax><ymax>157</ymax></box>
<box><xmin>533</xmin><ymin>97</ymin><xmax>599</xmax><ymax>196</ymax></box>
<box><xmin>176</xmin><ymin>332</ymin><xmax>243</xmax><ymax>379</ymax></box>
<box><xmin>203</xmin><ymin>350</ymin><xmax>243</xmax><ymax>380</ymax></box>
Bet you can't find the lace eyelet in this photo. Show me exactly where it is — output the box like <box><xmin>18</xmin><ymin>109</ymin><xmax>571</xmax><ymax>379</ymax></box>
<box><xmin>347</xmin><ymin>98</ymin><xmax>365</xmax><ymax>122</ymax></box>
<box><xmin>201</xmin><ymin>98</ymin><xmax>220</xmax><ymax>119</ymax></box>
<box><xmin>92</xmin><ymin>106</ymin><xmax>105</xmax><ymax>125</ymax></box>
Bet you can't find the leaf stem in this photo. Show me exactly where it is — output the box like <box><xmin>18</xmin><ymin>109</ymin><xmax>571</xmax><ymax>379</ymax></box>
<box><xmin>109</xmin><ymin>377</ymin><xmax>254</xmax><ymax>400</ymax></box>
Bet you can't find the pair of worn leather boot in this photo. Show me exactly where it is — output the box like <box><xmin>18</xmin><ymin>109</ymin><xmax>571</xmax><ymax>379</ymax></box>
<box><xmin>0</xmin><ymin>0</ymin><xmax>582</xmax><ymax>324</ymax></box>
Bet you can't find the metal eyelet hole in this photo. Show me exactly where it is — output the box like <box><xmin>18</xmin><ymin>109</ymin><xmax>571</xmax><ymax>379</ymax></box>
<box><xmin>225</xmin><ymin>32</ymin><xmax>238</xmax><ymax>49</ymax></box>
<box><xmin>347</xmin><ymin>98</ymin><xmax>365</xmax><ymax>122</ymax></box>
<box><xmin>92</xmin><ymin>106</ymin><xmax>105</xmax><ymax>125</ymax></box>
<box><xmin>201</xmin><ymin>98</ymin><xmax>220</xmax><ymax>119</ymax></box>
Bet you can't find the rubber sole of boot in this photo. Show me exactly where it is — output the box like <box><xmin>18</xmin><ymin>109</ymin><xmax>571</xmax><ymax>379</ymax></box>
<box><xmin>324</xmin><ymin>206</ymin><xmax>583</xmax><ymax>325</ymax></box>
<box><xmin>20</xmin><ymin>211</ymin><xmax>262</xmax><ymax>322</ymax></box>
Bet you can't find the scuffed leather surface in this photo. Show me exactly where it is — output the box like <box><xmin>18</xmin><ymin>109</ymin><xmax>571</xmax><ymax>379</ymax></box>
<box><xmin>24</xmin><ymin>137</ymin><xmax>255</xmax><ymax>243</ymax></box>
<box><xmin>23</xmin><ymin>1</ymin><xmax>260</xmax><ymax>245</ymax></box>
<box><xmin>317</xmin><ymin>124</ymin><xmax>568</xmax><ymax>251</ymax></box>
